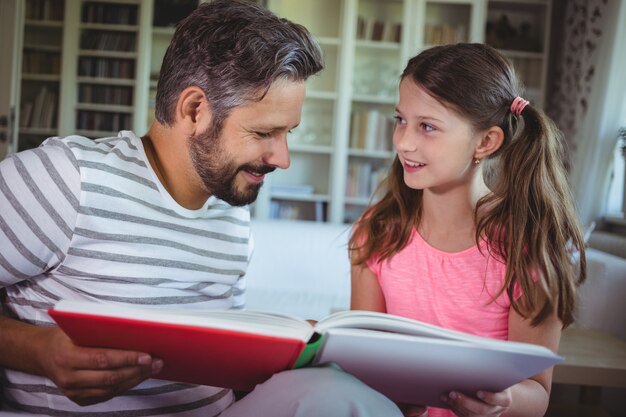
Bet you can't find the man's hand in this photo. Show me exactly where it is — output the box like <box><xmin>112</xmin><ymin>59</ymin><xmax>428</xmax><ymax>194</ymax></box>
<box><xmin>37</xmin><ymin>326</ymin><xmax>163</xmax><ymax>406</ymax></box>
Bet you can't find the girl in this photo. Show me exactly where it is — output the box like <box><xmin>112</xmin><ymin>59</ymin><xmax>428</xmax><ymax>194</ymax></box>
<box><xmin>349</xmin><ymin>43</ymin><xmax>586</xmax><ymax>417</ymax></box>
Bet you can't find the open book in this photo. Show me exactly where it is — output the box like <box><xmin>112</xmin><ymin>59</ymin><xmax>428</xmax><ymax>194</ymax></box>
<box><xmin>49</xmin><ymin>300</ymin><xmax>563</xmax><ymax>408</ymax></box>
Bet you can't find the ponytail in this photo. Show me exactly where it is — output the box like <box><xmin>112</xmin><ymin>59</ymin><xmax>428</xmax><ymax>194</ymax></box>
<box><xmin>476</xmin><ymin>104</ymin><xmax>586</xmax><ymax>327</ymax></box>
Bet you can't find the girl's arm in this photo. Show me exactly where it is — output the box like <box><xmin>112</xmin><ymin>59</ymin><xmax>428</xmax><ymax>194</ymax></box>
<box><xmin>502</xmin><ymin>305</ymin><xmax>561</xmax><ymax>416</ymax></box>
<box><xmin>350</xmin><ymin>264</ymin><xmax>387</xmax><ymax>312</ymax></box>
<box><xmin>444</xmin><ymin>302</ymin><xmax>562</xmax><ymax>417</ymax></box>
<box><xmin>351</xmin><ymin>264</ymin><xmax>429</xmax><ymax>417</ymax></box>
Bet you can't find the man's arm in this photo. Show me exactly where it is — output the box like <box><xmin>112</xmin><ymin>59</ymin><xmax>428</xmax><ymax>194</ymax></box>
<box><xmin>0</xmin><ymin>142</ymin><xmax>160</xmax><ymax>405</ymax></box>
<box><xmin>0</xmin><ymin>315</ymin><xmax>162</xmax><ymax>406</ymax></box>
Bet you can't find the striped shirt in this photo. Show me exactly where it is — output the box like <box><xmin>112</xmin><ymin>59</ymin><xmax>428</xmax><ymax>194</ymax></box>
<box><xmin>0</xmin><ymin>131</ymin><xmax>252</xmax><ymax>416</ymax></box>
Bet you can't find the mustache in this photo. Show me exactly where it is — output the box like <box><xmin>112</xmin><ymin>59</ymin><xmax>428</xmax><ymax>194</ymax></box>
<box><xmin>238</xmin><ymin>163</ymin><xmax>276</xmax><ymax>175</ymax></box>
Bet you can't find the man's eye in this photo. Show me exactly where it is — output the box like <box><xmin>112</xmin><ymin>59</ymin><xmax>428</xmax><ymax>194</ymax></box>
<box><xmin>393</xmin><ymin>116</ymin><xmax>405</xmax><ymax>125</ymax></box>
<box><xmin>256</xmin><ymin>131</ymin><xmax>272</xmax><ymax>139</ymax></box>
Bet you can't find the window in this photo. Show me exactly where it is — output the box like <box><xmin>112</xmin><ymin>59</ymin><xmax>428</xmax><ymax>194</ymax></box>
<box><xmin>605</xmin><ymin>127</ymin><xmax>626</xmax><ymax>216</ymax></box>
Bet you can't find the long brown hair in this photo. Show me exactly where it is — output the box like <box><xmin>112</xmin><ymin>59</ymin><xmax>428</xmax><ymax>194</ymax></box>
<box><xmin>350</xmin><ymin>43</ymin><xmax>586</xmax><ymax>327</ymax></box>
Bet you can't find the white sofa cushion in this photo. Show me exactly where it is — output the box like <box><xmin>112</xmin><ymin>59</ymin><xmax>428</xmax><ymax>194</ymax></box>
<box><xmin>576</xmin><ymin>248</ymin><xmax>626</xmax><ymax>340</ymax></box>
<box><xmin>245</xmin><ymin>220</ymin><xmax>352</xmax><ymax>320</ymax></box>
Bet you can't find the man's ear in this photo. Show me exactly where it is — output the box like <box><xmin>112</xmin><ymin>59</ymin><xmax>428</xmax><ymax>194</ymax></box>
<box><xmin>174</xmin><ymin>86</ymin><xmax>211</xmax><ymax>134</ymax></box>
<box><xmin>474</xmin><ymin>126</ymin><xmax>504</xmax><ymax>160</ymax></box>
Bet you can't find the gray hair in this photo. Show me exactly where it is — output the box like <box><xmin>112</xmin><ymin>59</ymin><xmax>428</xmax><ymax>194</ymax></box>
<box><xmin>154</xmin><ymin>0</ymin><xmax>324</xmax><ymax>137</ymax></box>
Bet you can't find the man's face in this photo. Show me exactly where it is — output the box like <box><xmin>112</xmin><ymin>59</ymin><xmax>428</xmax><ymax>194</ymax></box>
<box><xmin>189</xmin><ymin>79</ymin><xmax>306</xmax><ymax>206</ymax></box>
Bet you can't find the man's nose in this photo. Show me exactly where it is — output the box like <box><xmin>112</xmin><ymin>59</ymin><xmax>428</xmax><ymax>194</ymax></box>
<box><xmin>265</xmin><ymin>135</ymin><xmax>290</xmax><ymax>169</ymax></box>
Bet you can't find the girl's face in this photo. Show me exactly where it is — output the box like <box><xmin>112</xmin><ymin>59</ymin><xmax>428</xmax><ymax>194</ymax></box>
<box><xmin>393</xmin><ymin>79</ymin><xmax>482</xmax><ymax>193</ymax></box>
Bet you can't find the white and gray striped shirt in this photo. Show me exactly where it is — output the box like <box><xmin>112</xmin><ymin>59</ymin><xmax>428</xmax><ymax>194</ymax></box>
<box><xmin>0</xmin><ymin>131</ymin><xmax>252</xmax><ymax>416</ymax></box>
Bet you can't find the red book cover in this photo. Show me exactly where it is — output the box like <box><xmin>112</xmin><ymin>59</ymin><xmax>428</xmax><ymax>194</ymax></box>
<box><xmin>49</xmin><ymin>309</ymin><xmax>307</xmax><ymax>391</ymax></box>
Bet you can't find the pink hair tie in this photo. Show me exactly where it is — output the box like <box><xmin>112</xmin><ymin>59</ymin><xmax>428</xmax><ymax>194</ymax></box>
<box><xmin>510</xmin><ymin>96</ymin><xmax>529</xmax><ymax>117</ymax></box>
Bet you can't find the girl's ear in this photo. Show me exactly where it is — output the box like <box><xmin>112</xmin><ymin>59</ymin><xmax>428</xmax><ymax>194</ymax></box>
<box><xmin>474</xmin><ymin>126</ymin><xmax>504</xmax><ymax>160</ymax></box>
<box><xmin>174</xmin><ymin>86</ymin><xmax>212</xmax><ymax>135</ymax></box>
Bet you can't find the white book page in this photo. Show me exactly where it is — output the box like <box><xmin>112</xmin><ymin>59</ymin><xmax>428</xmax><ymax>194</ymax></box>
<box><xmin>314</xmin><ymin>310</ymin><xmax>555</xmax><ymax>356</ymax></box>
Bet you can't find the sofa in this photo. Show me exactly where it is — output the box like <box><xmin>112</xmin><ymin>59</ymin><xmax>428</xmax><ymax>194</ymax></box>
<box><xmin>245</xmin><ymin>220</ymin><xmax>626</xmax><ymax>339</ymax></box>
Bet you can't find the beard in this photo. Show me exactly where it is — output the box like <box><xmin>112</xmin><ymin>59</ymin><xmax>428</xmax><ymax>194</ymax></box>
<box><xmin>189</xmin><ymin>128</ymin><xmax>275</xmax><ymax>207</ymax></box>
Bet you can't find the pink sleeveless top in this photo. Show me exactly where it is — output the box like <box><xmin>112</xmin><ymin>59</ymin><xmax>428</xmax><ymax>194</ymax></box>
<box><xmin>367</xmin><ymin>229</ymin><xmax>511</xmax><ymax>417</ymax></box>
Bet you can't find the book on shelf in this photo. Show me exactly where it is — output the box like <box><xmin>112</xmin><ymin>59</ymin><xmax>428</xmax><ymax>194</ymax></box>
<box><xmin>24</xmin><ymin>86</ymin><xmax>57</xmax><ymax>129</ymax></box>
<box><xmin>350</xmin><ymin>110</ymin><xmax>394</xmax><ymax>152</ymax></box>
<box><xmin>346</xmin><ymin>162</ymin><xmax>388</xmax><ymax>199</ymax></box>
<box><xmin>356</xmin><ymin>16</ymin><xmax>402</xmax><ymax>43</ymax></box>
<box><xmin>269</xmin><ymin>201</ymin><xmax>301</xmax><ymax>220</ymax></box>
<box><xmin>49</xmin><ymin>300</ymin><xmax>563</xmax><ymax>408</ymax></box>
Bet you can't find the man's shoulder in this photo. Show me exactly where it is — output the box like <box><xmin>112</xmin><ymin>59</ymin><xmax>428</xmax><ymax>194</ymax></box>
<box><xmin>47</xmin><ymin>131</ymin><xmax>139</xmax><ymax>155</ymax></box>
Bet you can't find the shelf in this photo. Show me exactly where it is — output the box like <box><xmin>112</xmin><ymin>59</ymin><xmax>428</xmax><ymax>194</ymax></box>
<box><xmin>75</xmin><ymin>129</ymin><xmax>118</xmax><ymax>138</ymax></box>
<box><xmin>348</xmin><ymin>149</ymin><xmax>394</xmax><ymax>160</ymax></box>
<box><xmin>25</xmin><ymin>19</ymin><xmax>63</xmax><ymax>27</ymax></box>
<box><xmin>344</xmin><ymin>196</ymin><xmax>372</xmax><ymax>206</ymax></box>
<box><xmin>307</xmin><ymin>91</ymin><xmax>338</xmax><ymax>100</ymax></box>
<box><xmin>76</xmin><ymin>103</ymin><xmax>134</xmax><ymax>112</ymax></box>
<box><xmin>86</xmin><ymin>0</ymin><xmax>141</xmax><ymax>4</ymax></box>
<box><xmin>23</xmin><ymin>43</ymin><xmax>62</xmax><ymax>52</ymax></box>
<box><xmin>21</xmin><ymin>74</ymin><xmax>61</xmax><ymax>82</ymax></box>
<box><xmin>77</xmin><ymin>77</ymin><xmax>135</xmax><ymax>86</ymax></box>
<box><xmin>288</xmin><ymin>144</ymin><xmax>334</xmax><ymax>155</ymax></box>
<box><xmin>78</xmin><ymin>49</ymin><xmax>137</xmax><ymax>59</ymax></box>
<box><xmin>270</xmin><ymin>193</ymin><xmax>331</xmax><ymax>203</ymax></box>
<box><xmin>352</xmin><ymin>94</ymin><xmax>397</xmax><ymax>105</ymax></box>
<box><xmin>355</xmin><ymin>40</ymin><xmax>401</xmax><ymax>50</ymax></box>
<box><xmin>19</xmin><ymin>127</ymin><xmax>58</xmax><ymax>136</ymax></box>
<box><xmin>79</xmin><ymin>50</ymin><xmax>138</xmax><ymax>59</ymax></box>
<box><xmin>79</xmin><ymin>23</ymin><xmax>139</xmax><ymax>32</ymax></box>
<box><xmin>317</xmin><ymin>37</ymin><xmax>341</xmax><ymax>46</ymax></box>
<box><xmin>152</xmin><ymin>26</ymin><xmax>176</xmax><ymax>36</ymax></box>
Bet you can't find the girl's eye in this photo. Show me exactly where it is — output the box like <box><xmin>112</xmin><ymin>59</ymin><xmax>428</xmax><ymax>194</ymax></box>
<box><xmin>421</xmin><ymin>123</ymin><xmax>435</xmax><ymax>132</ymax></box>
<box><xmin>393</xmin><ymin>116</ymin><xmax>406</xmax><ymax>125</ymax></box>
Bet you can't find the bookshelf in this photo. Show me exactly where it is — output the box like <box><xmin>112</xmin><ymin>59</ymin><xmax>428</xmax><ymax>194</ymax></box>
<box><xmin>345</xmin><ymin>0</ymin><xmax>406</xmax><ymax>223</ymax></box>
<box><xmin>255</xmin><ymin>0</ymin><xmax>345</xmax><ymax>223</ymax></box>
<box><xmin>3</xmin><ymin>0</ymin><xmax>553</xmax><ymax>225</ymax></box>
<box><xmin>73</xmin><ymin>0</ymin><xmax>140</xmax><ymax>137</ymax></box>
<box><xmin>17</xmin><ymin>0</ymin><xmax>65</xmax><ymax>151</ymax></box>
<box><xmin>485</xmin><ymin>0</ymin><xmax>552</xmax><ymax>108</ymax></box>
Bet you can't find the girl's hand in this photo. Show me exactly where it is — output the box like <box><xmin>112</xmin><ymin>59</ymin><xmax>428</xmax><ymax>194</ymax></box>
<box><xmin>442</xmin><ymin>389</ymin><xmax>512</xmax><ymax>417</ymax></box>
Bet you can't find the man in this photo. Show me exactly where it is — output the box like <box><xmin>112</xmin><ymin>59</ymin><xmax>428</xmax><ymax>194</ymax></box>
<box><xmin>0</xmin><ymin>1</ymin><xmax>406</xmax><ymax>416</ymax></box>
